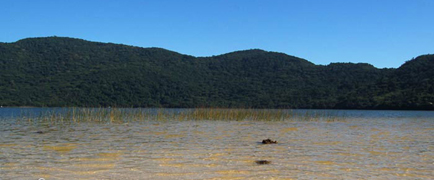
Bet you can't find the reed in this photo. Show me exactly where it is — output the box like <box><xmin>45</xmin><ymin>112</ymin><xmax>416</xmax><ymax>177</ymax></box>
<box><xmin>16</xmin><ymin>108</ymin><xmax>345</xmax><ymax>124</ymax></box>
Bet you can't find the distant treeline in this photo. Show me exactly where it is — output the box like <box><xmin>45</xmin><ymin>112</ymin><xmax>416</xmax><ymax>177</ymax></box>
<box><xmin>1</xmin><ymin>37</ymin><xmax>433</xmax><ymax>110</ymax></box>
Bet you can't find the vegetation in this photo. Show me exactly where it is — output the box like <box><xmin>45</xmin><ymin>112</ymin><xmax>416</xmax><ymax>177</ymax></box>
<box><xmin>17</xmin><ymin>108</ymin><xmax>345</xmax><ymax>124</ymax></box>
<box><xmin>1</xmin><ymin>37</ymin><xmax>433</xmax><ymax>110</ymax></box>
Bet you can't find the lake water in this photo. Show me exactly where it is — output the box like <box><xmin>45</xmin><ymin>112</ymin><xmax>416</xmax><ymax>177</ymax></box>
<box><xmin>0</xmin><ymin>108</ymin><xmax>433</xmax><ymax>179</ymax></box>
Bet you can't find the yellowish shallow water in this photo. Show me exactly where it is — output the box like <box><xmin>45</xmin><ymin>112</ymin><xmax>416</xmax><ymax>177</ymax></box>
<box><xmin>0</xmin><ymin>110</ymin><xmax>433</xmax><ymax>179</ymax></box>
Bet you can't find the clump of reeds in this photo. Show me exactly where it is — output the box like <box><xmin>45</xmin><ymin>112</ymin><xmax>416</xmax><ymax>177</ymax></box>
<box><xmin>16</xmin><ymin>108</ymin><xmax>345</xmax><ymax>124</ymax></box>
<box><xmin>180</xmin><ymin>108</ymin><xmax>289</xmax><ymax>121</ymax></box>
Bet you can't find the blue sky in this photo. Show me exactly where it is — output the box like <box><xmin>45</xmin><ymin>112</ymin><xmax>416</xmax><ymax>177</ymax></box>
<box><xmin>2</xmin><ymin>0</ymin><xmax>433</xmax><ymax>68</ymax></box>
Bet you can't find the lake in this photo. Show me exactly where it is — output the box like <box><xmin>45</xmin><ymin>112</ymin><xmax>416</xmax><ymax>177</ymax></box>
<box><xmin>0</xmin><ymin>108</ymin><xmax>433</xmax><ymax>179</ymax></box>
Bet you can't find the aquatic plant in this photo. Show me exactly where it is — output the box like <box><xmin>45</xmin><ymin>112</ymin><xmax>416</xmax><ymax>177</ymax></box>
<box><xmin>16</xmin><ymin>108</ymin><xmax>345</xmax><ymax>124</ymax></box>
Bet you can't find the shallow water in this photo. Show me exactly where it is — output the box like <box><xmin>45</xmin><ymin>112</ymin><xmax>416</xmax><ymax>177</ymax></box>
<box><xmin>0</xmin><ymin>109</ymin><xmax>433</xmax><ymax>179</ymax></box>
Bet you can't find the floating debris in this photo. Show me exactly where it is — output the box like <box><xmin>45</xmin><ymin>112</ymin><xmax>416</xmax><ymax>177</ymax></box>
<box><xmin>262</xmin><ymin>139</ymin><xmax>277</xmax><ymax>144</ymax></box>
<box><xmin>255</xmin><ymin>160</ymin><xmax>271</xmax><ymax>165</ymax></box>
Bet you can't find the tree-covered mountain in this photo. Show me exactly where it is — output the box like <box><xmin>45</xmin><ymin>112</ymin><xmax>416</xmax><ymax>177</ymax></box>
<box><xmin>0</xmin><ymin>37</ymin><xmax>433</xmax><ymax>109</ymax></box>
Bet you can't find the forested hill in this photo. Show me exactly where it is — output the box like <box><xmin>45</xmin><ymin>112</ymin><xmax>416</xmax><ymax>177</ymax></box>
<box><xmin>1</xmin><ymin>37</ymin><xmax>433</xmax><ymax>110</ymax></box>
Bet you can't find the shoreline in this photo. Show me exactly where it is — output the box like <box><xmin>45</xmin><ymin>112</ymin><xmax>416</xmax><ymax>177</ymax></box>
<box><xmin>0</xmin><ymin>106</ymin><xmax>432</xmax><ymax>111</ymax></box>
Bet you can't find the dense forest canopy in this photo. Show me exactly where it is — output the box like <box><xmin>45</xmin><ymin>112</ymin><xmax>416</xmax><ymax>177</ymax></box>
<box><xmin>0</xmin><ymin>37</ymin><xmax>433</xmax><ymax>110</ymax></box>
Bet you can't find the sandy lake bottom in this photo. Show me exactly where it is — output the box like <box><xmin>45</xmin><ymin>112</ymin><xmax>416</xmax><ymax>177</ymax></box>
<box><xmin>1</xmin><ymin>109</ymin><xmax>433</xmax><ymax>179</ymax></box>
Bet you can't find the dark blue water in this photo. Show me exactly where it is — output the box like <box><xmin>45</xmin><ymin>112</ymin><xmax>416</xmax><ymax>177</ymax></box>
<box><xmin>1</xmin><ymin>107</ymin><xmax>433</xmax><ymax>120</ymax></box>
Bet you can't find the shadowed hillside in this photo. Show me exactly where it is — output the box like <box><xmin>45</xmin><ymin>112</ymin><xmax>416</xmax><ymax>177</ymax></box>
<box><xmin>0</xmin><ymin>37</ymin><xmax>433</xmax><ymax>109</ymax></box>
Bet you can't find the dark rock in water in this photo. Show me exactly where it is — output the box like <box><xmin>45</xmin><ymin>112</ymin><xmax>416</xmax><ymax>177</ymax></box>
<box><xmin>255</xmin><ymin>160</ymin><xmax>271</xmax><ymax>165</ymax></box>
<box><xmin>36</xmin><ymin>131</ymin><xmax>44</xmax><ymax>134</ymax></box>
<box><xmin>262</xmin><ymin>138</ymin><xmax>277</xmax><ymax>144</ymax></box>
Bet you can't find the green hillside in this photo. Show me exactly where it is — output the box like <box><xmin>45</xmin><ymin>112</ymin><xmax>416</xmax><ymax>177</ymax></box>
<box><xmin>0</xmin><ymin>37</ymin><xmax>433</xmax><ymax>109</ymax></box>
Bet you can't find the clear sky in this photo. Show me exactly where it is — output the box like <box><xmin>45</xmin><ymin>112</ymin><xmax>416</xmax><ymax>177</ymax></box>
<box><xmin>2</xmin><ymin>0</ymin><xmax>433</xmax><ymax>68</ymax></box>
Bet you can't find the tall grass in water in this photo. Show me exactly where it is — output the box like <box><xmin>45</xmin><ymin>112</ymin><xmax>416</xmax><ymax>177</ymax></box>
<box><xmin>17</xmin><ymin>108</ymin><xmax>345</xmax><ymax>124</ymax></box>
